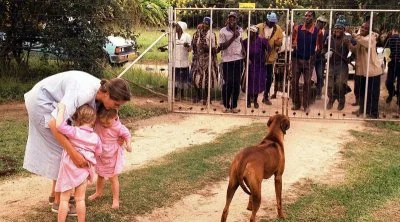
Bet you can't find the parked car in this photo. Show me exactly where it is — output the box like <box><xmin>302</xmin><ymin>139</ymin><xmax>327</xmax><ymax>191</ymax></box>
<box><xmin>104</xmin><ymin>36</ymin><xmax>137</xmax><ymax>65</ymax></box>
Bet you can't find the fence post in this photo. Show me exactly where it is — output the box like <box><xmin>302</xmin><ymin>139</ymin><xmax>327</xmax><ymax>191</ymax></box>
<box><xmin>168</xmin><ymin>6</ymin><xmax>174</xmax><ymax>112</ymax></box>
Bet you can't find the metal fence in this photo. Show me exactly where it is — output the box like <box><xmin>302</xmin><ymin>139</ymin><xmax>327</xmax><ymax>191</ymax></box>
<box><xmin>167</xmin><ymin>7</ymin><xmax>400</xmax><ymax>121</ymax></box>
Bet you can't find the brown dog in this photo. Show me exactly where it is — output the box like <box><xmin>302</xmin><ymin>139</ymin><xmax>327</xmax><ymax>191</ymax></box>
<box><xmin>221</xmin><ymin>114</ymin><xmax>290</xmax><ymax>222</ymax></box>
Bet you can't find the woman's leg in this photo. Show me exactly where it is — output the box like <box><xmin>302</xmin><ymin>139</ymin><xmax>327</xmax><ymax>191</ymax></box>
<box><xmin>58</xmin><ymin>189</ymin><xmax>72</xmax><ymax>222</ymax></box>
<box><xmin>88</xmin><ymin>176</ymin><xmax>104</xmax><ymax>200</ymax></box>
<box><xmin>74</xmin><ymin>180</ymin><xmax>88</xmax><ymax>222</ymax></box>
<box><xmin>110</xmin><ymin>175</ymin><xmax>120</xmax><ymax>209</ymax></box>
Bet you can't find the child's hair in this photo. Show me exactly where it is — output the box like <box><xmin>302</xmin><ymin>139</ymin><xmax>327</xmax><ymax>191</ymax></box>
<box><xmin>73</xmin><ymin>104</ymin><xmax>97</xmax><ymax>126</ymax></box>
<box><xmin>97</xmin><ymin>106</ymin><xmax>118</xmax><ymax>121</ymax></box>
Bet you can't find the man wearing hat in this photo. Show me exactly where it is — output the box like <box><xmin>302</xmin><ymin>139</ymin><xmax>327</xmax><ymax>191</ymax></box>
<box><xmin>257</xmin><ymin>12</ymin><xmax>284</xmax><ymax>105</ymax></box>
<box><xmin>191</xmin><ymin>16</ymin><xmax>219</xmax><ymax>104</ymax></box>
<box><xmin>323</xmin><ymin>16</ymin><xmax>351</xmax><ymax>111</ymax></box>
<box><xmin>315</xmin><ymin>16</ymin><xmax>328</xmax><ymax>99</ymax></box>
<box><xmin>219</xmin><ymin>12</ymin><xmax>245</xmax><ymax>113</ymax></box>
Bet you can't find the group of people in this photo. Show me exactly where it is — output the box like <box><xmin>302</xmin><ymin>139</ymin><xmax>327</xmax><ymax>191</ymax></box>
<box><xmin>23</xmin><ymin>71</ymin><xmax>133</xmax><ymax>221</ymax></box>
<box><xmin>295</xmin><ymin>11</ymin><xmax>400</xmax><ymax>118</ymax></box>
<box><xmin>175</xmin><ymin>10</ymin><xmax>400</xmax><ymax>118</ymax></box>
<box><xmin>174</xmin><ymin>12</ymin><xmax>284</xmax><ymax>112</ymax></box>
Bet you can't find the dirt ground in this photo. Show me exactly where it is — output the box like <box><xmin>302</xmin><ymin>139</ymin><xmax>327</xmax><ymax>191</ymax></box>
<box><xmin>0</xmin><ymin>100</ymin><xmax>365</xmax><ymax>222</ymax></box>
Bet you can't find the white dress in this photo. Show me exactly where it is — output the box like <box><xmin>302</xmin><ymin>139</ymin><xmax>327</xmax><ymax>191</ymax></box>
<box><xmin>23</xmin><ymin>70</ymin><xmax>101</xmax><ymax>180</ymax></box>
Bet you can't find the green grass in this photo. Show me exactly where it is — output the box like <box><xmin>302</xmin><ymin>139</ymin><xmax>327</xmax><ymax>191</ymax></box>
<box><xmin>0</xmin><ymin>119</ymin><xmax>29</xmax><ymax>178</ymax></box>
<box><xmin>264</xmin><ymin>122</ymin><xmax>400</xmax><ymax>222</ymax></box>
<box><xmin>135</xmin><ymin>28</ymin><xmax>169</xmax><ymax>63</ymax></box>
<box><xmin>25</xmin><ymin>123</ymin><xmax>267</xmax><ymax>222</ymax></box>
<box><xmin>118</xmin><ymin>102</ymin><xmax>168</xmax><ymax>119</ymax></box>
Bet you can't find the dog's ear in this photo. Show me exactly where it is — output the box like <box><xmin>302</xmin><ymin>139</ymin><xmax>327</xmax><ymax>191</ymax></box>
<box><xmin>280</xmin><ymin>118</ymin><xmax>290</xmax><ymax>134</ymax></box>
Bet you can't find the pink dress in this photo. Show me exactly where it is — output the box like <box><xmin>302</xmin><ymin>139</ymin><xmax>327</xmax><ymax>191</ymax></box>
<box><xmin>95</xmin><ymin>118</ymin><xmax>131</xmax><ymax>178</ymax></box>
<box><xmin>55</xmin><ymin>122</ymin><xmax>102</xmax><ymax>192</ymax></box>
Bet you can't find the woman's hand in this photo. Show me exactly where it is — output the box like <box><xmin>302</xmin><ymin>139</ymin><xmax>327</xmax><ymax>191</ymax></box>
<box><xmin>117</xmin><ymin>136</ymin><xmax>125</xmax><ymax>146</ymax></box>
<box><xmin>48</xmin><ymin>118</ymin><xmax>88</xmax><ymax>168</ymax></box>
<box><xmin>69</xmin><ymin>150</ymin><xmax>89</xmax><ymax>168</ymax></box>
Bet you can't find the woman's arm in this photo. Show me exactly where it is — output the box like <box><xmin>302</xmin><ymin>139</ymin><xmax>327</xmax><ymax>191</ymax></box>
<box><xmin>49</xmin><ymin>118</ymin><xmax>88</xmax><ymax>168</ymax></box>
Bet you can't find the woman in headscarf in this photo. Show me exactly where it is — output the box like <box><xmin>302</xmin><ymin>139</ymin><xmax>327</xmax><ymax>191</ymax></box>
<box><xmin>242</xmin><ymin>25</ymin><xmax>270</xmax><ymax>108</ymax></box>
<box><xmin>174</xmin><ymin>21</ymin><xmax>192</xmax><ymax>100</ymax></box>
<box><xmin>191</xmin><ymin>17</ymin><xmax>219</xmax><ymax>105</ymax></box>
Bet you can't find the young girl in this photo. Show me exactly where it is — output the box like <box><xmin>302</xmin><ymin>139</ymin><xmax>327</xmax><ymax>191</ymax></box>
<box><xmin>55</xmin><ymin>103</ymin><xmax>102</xmax><ymax>222</ymax></box>
<box><xmin>88</xmin><ymin>106</ymin><xmax>132</xmax><ymax>209</ymax></box>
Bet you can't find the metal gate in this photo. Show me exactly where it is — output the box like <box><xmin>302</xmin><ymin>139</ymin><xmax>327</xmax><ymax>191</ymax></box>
<box><xmin>167</xmin><ymin>7</ymin><xmax>400</xmax><ymax>121</ymax></box>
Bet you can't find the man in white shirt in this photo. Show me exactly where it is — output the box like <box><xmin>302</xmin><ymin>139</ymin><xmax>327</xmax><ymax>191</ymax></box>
<box><xmin>219</xmin><ymin>12</ymin><xmax>245</xmax><ymax>113</ymax></box>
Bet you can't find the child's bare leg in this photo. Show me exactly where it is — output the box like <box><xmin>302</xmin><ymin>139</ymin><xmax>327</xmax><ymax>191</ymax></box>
<box><xmin>74</xmin><ymin>180</ymin><xmax>88</xmax><ymax>222</ymax></box>
<box><xmin>110</xmin><ymin>175</ymin><xmax>120</xmax><ymax>209</ymax></box>
<box><xmin>88</xmin><ymin>176</ymin><xmax>104</xmax><ymax>200</ymax></box>
<box><xmin>58</xmin><ymin>189</ymin><xmax>72</xmax><ymax>222</ymax></box>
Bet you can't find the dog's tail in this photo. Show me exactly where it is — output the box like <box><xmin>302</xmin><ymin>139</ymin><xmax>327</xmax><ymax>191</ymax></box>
<box><xmin>238</xmin><ymin>170</ymin><xmax>251</xmax><ymax>195</ymax></box>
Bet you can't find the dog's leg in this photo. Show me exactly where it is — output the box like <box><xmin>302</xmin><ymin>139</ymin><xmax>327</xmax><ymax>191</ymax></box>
<box><xmin>246</xmin><ymin>179</ymin><xmax>262</xmax><ymax>222</ymax></box>
<box><xmin>221</xmin><ymin>179</ymin><xmax>239</xmax><ymax>222</ymax></box>
<box><xmin>246</xmin><ymin>195</ymin><xmax>253</xmax><ymax>211</ymax></box>
<box><xmin>274</xmin><ymin>174</ymin><xmax>286</xmax><ymax>218</ymax></box>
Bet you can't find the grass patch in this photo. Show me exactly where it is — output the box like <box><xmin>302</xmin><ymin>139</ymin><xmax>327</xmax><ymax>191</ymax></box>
<box><xmin>25</xmin><ymin>123</ymin><xmax>267</xmax><ymax>222</ymax></box>
<box><xmin>264</xmin><ymin>122</ymin><xmax>400</xmax><ymax>222</ymax></box>
<box><xmin>104</xmin><ymin>67</ymin><xmax>168</xmax><ymax>97</ymax></box>
<box><xmin>0</xmin><ymin>119</ymin><xmax>29</xmax><ymax>178</ymax></box>
<box><xmin>118</xmin><ymin>103</ymin><xmax>168</xmax><ymax>120</ymax></box>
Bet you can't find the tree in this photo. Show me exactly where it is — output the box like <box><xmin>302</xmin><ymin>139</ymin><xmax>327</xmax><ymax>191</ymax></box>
<box><xmin>0</xmin><ymin>0</ymin><xmax>142</xmax><ymax>77</ymax></box>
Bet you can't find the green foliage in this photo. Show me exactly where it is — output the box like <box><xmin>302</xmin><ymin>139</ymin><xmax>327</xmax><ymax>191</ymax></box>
<box><xmin>0</xmin><ymin>77</ymin><xmax>35</xmax><ymax>102</ymax></box>
<box><xmin>0</xmin><ymin>119</ymin><xmax>28</xmax><ymax>178</ymax></box>
<box><xmin>118</xmin><ymin>103</ymin><xmax>168</xmax><ymax>119</ymax></box>
<box><xmin>0</xmin><ymin>0</ymin><xmax>137</xmax><ymax>78</ymax></box>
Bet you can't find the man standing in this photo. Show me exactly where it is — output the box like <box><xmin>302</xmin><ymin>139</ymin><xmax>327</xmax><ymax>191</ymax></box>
<box><xmin>257</xmin><ymin>12</ymin><xmax>284</xmax><ymax>105</ymax></box>
<box><xmin>291</xmin><ymin>11</ymin><xmax>323</xmax><ymax>112</ymax></box>
<box><xmin>219</xmin><ymin>12</ymin><xmax>245</xmax><ymax>113</ymax></box>
<box><xmin>323</xmin><ymin>17</ymin><xmax>350</xmax><ymax>111</ymax></box>
<box><xmin>385</xmin><ymin>27</ymin><xmax>400</xmax><ymax>108</ymax></box>
<box><xmin>348</xmin><ymin>22</ymin><xmax>383</xmax><ymax>118</ymax></box>
<box><xmin>315</xmin><ymin>16</ymin><xmax>328</xmax><ymax>99</ymax></box>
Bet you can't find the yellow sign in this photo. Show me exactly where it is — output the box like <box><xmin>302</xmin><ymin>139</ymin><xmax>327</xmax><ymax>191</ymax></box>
<box><xmin>239</xmin><ymin>3</ymin><xmax>256</xmax><ymax>9</ymax></box>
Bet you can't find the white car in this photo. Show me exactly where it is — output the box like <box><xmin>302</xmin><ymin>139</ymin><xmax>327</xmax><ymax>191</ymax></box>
<box><xmin>104</xmin><ymin>36</ymin><xmax>136</xmax><ymax>65</ymax></box>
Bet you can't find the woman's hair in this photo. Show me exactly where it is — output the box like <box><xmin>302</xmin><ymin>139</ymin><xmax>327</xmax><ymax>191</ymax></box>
<box><xmin>97</xmin><ymin>106</ymin><xmax>118</xmax><ymax>121</ymax></box>
<box><xmin>73</xmin><ymin>104</ymin><xmax>97</xmax><ymax>126</ymax></box>
<box><xmin>99</xmin><ymin>78</ymin><xmax>131</xmax><ymax>102</ymax></box>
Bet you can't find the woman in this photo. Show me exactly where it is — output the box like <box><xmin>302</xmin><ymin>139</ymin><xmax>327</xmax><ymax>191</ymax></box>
<box><xmin>23</xmin><ymin>70</ymin><xmax>131</xmax><ymax>214</ymax></box>
<box><xmin>174</xmin><ymin>21</ymin><xmax>192</xmax><ymax>100</ymax></box>
<box><xmin>242</xmin><ymin>25</ymin><xmax>270</xmax><ymax>108</ymax></box>
<box><xmin>191</xmin><ymin>17</ymin><xmax>219</xmax><ymax>105</ymax></box>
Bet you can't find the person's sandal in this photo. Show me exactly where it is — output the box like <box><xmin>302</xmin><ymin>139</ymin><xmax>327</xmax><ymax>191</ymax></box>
<box><xmin>67</xmin><ymin>204</ymin><xmax>77</xmax><ymax>217</ymax></box>
<box><xmin>48</xmin><ymin>196</ymin><xmax>55</xmax><ymax>205</ymax></box>
<box><xmin>69</xmin><ymin>196</ymin><xmax>76</xmax><ymax>205</ymax></box>
<box><xmin>51</xmin><ymin>201</ymin><xmax>77</xmax><ymax>216</ymax></box>
<box><xmin>51</xmin><ymin>202</ymin><xmax>59</xmax><ymax>213</ymax></box>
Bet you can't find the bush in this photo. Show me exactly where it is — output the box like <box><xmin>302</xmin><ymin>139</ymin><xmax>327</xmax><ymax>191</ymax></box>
<box><xmin>0</xmin><ymin>78</ymin><xmax>35</xmax><ymax>102</ymax></box>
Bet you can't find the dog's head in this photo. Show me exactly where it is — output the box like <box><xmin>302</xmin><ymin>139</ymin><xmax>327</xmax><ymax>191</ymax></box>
<box><xmin>267</xmin><ymin>114</ymin><xmax>290</xmax><ymax>134</ymax></box>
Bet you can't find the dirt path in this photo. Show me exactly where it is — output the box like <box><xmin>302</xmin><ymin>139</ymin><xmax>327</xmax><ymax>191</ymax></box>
<box><xmin>0</xmin><ymin>110</ymin><xmax>364</xmax><ymax>221</ymax></box>
<box><xmin>133</xmin><ymin>118</ymin><xmax>364</xmax><ymax>222</ymax></box>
